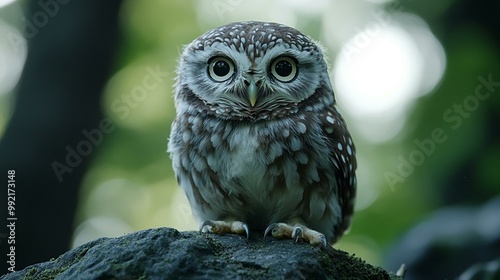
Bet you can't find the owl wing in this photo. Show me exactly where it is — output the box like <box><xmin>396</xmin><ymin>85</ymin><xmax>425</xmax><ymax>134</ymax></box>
<box><xmin>320</xmin><ymin>106</ymin><xmax>357</xmax><ymax>241</ymax></box>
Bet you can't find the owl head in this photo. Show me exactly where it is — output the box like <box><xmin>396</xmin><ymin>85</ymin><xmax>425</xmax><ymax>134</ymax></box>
<box><xmin>175</xmin><ymin>21</ymin><xmax>333</xmax><ymax>120</ymax></box>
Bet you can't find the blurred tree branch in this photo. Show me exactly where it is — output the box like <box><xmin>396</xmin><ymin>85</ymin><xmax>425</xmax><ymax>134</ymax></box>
<box><xmin>0</xmin><ymin>0</ymin><xmax>122</xmax><ymax>269</ymax></box>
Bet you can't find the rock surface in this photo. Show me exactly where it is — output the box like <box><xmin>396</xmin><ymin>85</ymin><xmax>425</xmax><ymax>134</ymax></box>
<box><xmin>1</xmin><ymin>227</ymin><xmax>401</xmax><ymax>279</ymax></box>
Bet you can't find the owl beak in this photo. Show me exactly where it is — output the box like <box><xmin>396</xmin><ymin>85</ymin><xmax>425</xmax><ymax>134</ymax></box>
<box><xmin>247</xmin><ymin>80</ymin><xmax>258</xmax><ymax>107</ymax></box>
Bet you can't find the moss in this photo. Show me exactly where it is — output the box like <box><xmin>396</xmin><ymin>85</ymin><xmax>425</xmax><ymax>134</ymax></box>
<box><xmin>204</xmin><ymin>233</ymin><xmax>230</xmax><ymax>257</ymax></box>
<box><xmin>202</xmin><ymin>233</ymin><xmax>270</xmax><ymax>278</ymax></box>
<box><xmin>317</xmin><ymin>249</ymin><xmax>402</xmax><ymax>280</ymax></box>
<box><xmin>7</xmin><ymin>228</ymin><xmax>401</xmax><ymax>279</ymax></box>
<box><xmin>21</xmin><ymin>247</ymin><xmax>91</xmax><ymax>280</ymax></box>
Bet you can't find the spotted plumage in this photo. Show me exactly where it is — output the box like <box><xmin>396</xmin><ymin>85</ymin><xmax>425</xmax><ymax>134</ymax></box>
<box><xmin>168</xmin><ymin>21</ymin><xmax>356</xmax><ymax>245</ymax></box>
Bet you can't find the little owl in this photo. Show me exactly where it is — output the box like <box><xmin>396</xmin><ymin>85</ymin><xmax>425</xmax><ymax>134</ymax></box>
<box><xmin>168</xmin><ymin>21</ymin><xmax>356</xmax><ymax>246</ymax></box>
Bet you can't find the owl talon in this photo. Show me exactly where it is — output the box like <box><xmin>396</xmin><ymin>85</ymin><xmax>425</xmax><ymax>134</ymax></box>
<box><xmin>242</xmin><ymin>223</ymin><xmax>250</xmax><ymax>239</ymax></box>
<box><xmin>264</xmin><ymin>223</ymin><xmax>278</xmax><ymax>240</ymax></box>
<box><xmin>320</xmin><ymin>235</ymin><xmax>328</xmax><ymax>248</ymax></box>
<box><xmin>304</xmin><ymin>230</ymin><xmax>328</xmax><ymax>247</ymax></box>
<box><xmin>199</xmin><ymin>220</ymin><xmax>249</xmax><ymax>239</ymax></box>
<box><xmin>263</xmin><ymin>222</ymin><xmax>328</xmax><ymax>247</ymax></box>
<box><xmin>264</xmin><ymin>222</ymin><xmax>295</xmax><ymax>240</ymax></box>
<box><xmin>292</xmin><ymin>227</ymin><xmax>302</xmax><ymax>243</ymax></box>
<box><xmin>199</xmin><ymin>220</ymin><xmax>214</xmax><ymax>233</ymax></box>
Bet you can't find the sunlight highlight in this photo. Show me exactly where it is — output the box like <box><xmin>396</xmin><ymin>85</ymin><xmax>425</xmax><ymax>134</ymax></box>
<box><xmin>0</xmin><ymin>0</ymin><xmax>15</xmax><ymax>9</ymax></box>
<box><xmin>0</xmin><ymin>20</ymin><xmax>27</xmax><ymax>95</ymax></box>
<box><xmin>334</xmin><ymin>12</ymin><xmax>446</xmax><ymax>142</ymax></box>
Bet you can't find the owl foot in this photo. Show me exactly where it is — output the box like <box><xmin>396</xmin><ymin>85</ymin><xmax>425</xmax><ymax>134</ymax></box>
<box><xmin>264</xmin><ymin>223</ymin><xmax>327</xmax><ymax>247</ymax></box>
<box><xmin>199</xmin><ymin>220</ymin><xmax>250</xmax><ymax>239</ymax></box>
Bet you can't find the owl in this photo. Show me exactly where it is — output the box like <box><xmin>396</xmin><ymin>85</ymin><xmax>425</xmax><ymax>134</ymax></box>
<box><xmin>168</xmin><ymin>21</ymin><xmax>356</xmax><ymax>246</ymax></box>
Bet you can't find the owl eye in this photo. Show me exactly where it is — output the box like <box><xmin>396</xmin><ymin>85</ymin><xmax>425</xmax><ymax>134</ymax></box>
<box><xmin>270</xmin><ymin>56</ymin><xmax>298</xmax><ymax>82</ymax></box>
<box><xmin>208</xmin><ymin>57</ymin><xmax>235</xmax><ymax>82</ymax></box>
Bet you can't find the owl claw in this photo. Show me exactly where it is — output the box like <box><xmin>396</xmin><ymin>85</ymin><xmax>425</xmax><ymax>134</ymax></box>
<box><xmin>199</xmin><ymin>220</ymin><xmax>214</xmax><ymax>233</ymax></box>
<box><xmin>263</xmin><ymin>222</ymin><xmax>328</xmax><ymax>247</ymax></box>
<box><xmin>242</xmin><ymin>223</ymin><xmax>250</xmax><ymax>239</ymax></box>
<box><xmin>264</xmin><ymin>222</ymin><xmax>295</xmax><ymax>240</ymax></box>
<box><xmin>320</xmin><ymin>235</ymin><xmax>328</xmax><ymax>248</ymax></box>
<box><xmin>199</xmin><ymin>220</ymin><xmax>249</xmax><ymax>239</ymax></box>
<box><xmin>264</xmin><ymin>223</ymin><xmax>278</xmax><ymax>240</ymax></box>
<box><xmin>292</xmin><ymin>227</ymin><xmax>302</xmax><ymax>243</ymax></box>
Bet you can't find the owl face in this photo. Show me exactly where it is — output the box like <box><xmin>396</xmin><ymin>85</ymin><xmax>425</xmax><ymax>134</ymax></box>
<box><xmin>176</xmin><ymin>22</ymin><xmax>332</xmax><ymax>120</ymax></box>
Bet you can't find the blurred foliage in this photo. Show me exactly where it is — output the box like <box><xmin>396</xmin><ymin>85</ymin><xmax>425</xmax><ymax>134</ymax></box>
<box><xmin>74</xmin><ymin>0</ymin><xmax>201</xmax><ymax>240</ymax></box>
<box><xmin>75</xmin><ymin>0</ymin><xmax>500</xmax><ymax>269</ymax></box>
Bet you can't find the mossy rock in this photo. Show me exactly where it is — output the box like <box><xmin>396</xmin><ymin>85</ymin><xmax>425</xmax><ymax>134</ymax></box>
<box><xmin>1</xmin><ymin>227</ymin><xmax>402</xmax><ymax>280</ymax></box>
